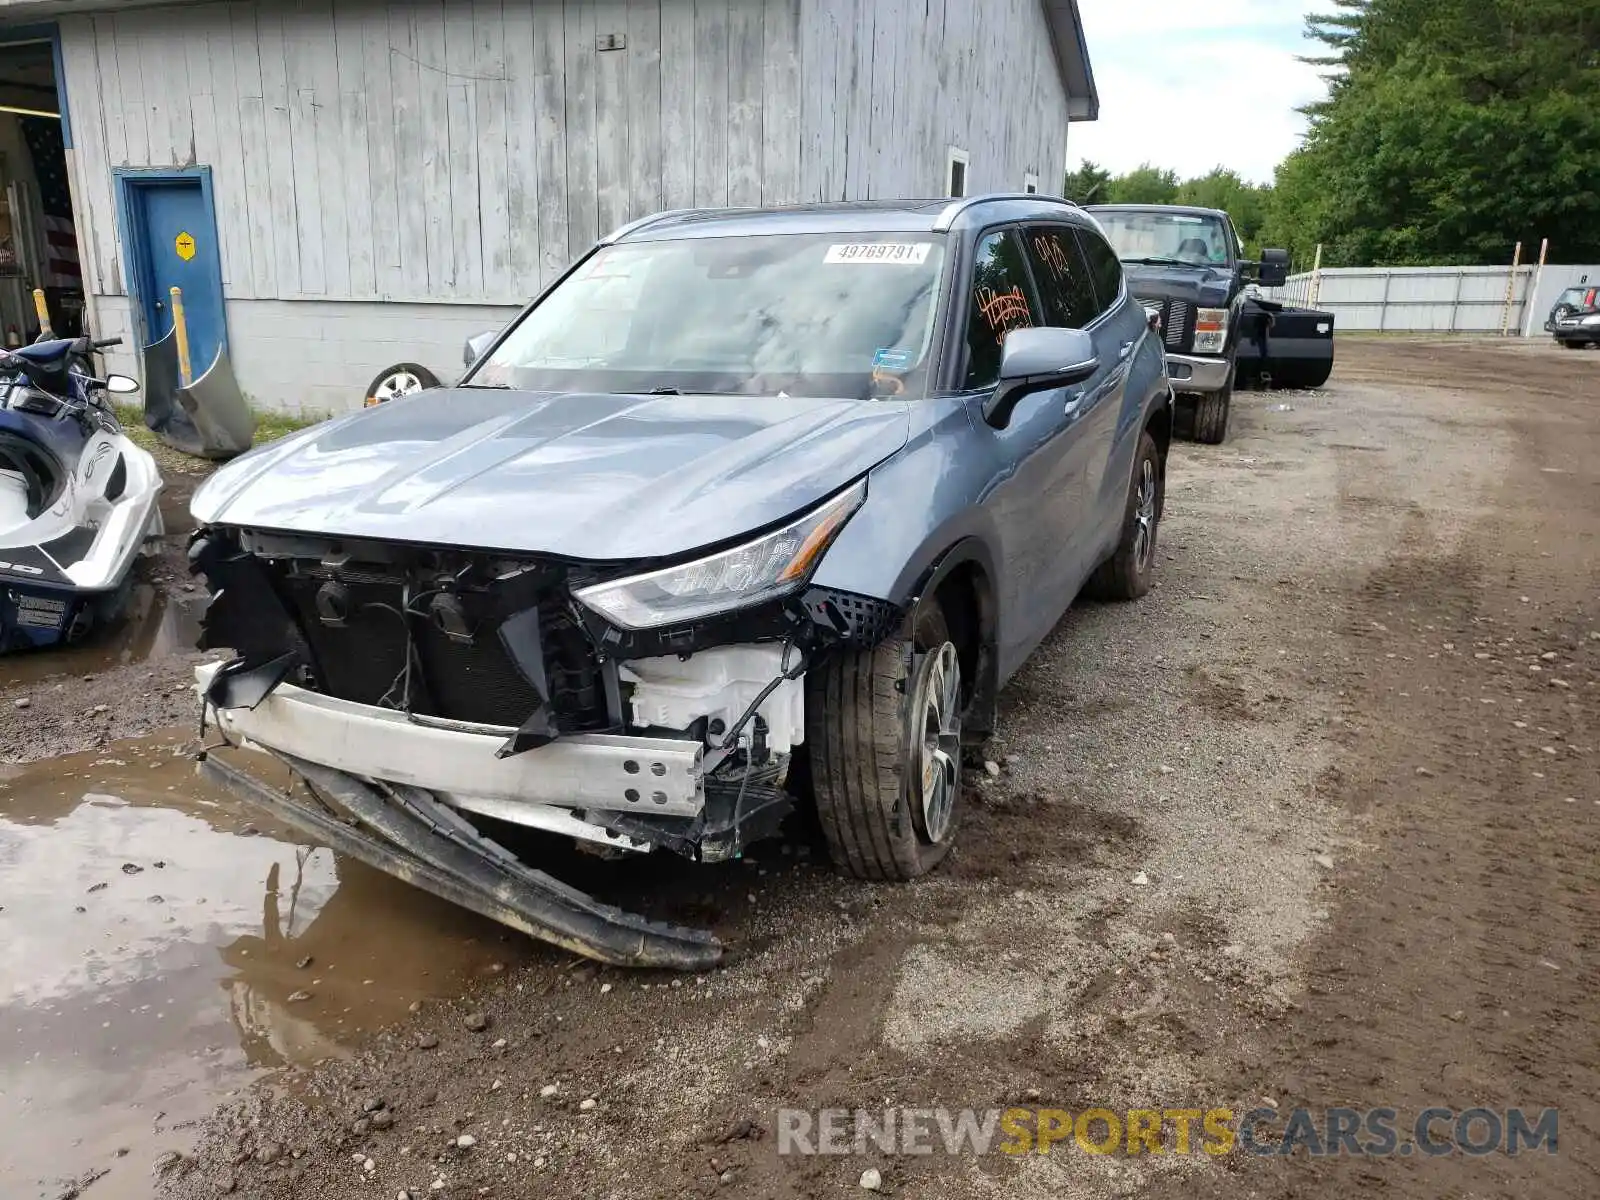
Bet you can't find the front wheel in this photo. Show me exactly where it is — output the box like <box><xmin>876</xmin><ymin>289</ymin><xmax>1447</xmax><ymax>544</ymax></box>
<box><xmin>807</xmin><ymin>602</ymin><xmax>964</xmax><ymax>881</ymax></box>
<box><xmin>1191</xmin><ymin>359</ymin><xmax>1234</xmax><ymax>444</ymax></box>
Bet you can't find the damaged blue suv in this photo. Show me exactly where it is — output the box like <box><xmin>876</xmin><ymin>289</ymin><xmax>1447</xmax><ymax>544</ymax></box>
<box><xmin>189</xmin><ymin>195</ymin><xmax>1174</xmax><ymax>968</ymax></box>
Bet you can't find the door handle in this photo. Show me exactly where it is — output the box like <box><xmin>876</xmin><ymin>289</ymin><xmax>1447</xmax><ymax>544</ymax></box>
<box><xmin>154</xmin><ymin>300</ymin><xmax>165</xmax><ymax>311</ymax></box>
<box><xmin>1119</xmin><ymin>340</ymin><xmax>1134</xmax><ymax>360</ymax></box>
<box><xmin>1063</xmin><ymin>390</ymin><xmax>1083</xmax><ymax>419</ymax></box>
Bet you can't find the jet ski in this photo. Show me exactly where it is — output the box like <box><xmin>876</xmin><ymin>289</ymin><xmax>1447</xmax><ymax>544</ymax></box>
<box><xmin>0</xmin><ymin>336</ymin><xmax>164</xmax><ymax>652</ymax></box>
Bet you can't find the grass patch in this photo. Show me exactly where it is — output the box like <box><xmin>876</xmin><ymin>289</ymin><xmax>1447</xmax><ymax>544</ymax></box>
<box><xmin>111</xmin><ymin>402</ymin><xmax>325</xmax><ymax>476</ymax></box>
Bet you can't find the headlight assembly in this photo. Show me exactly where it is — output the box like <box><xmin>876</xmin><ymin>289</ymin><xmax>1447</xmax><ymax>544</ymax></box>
<box><xmin>573</xmin><ymin>481</ymin><xmax>867</xmax><ymax>629</ymax></box>
<box><xmin>1193</xmin><ymin>308</ymin><xmax>1230</xmax><ymax>355</ymax></box>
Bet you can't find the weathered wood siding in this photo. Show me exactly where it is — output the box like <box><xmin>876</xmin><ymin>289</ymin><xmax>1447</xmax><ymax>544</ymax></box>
<box><xmin>797</xmin><ymin>0</ymin><xmax>1067</xmax><ymax>201</ymax></box>
<box><xmin>57</xmin><ymin>0</ymin><xmax>806</xmax><ymax>304</ymax></box>
<box><xmin>56</xmin><ymin>0</ymin><xmax>1069</xmax><ymax>308</ymax></box>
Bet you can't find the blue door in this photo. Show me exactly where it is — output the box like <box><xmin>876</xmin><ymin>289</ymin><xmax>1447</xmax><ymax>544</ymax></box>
<box><xmin>122</xmin><ymin>173</ymin><xmax>225</xmax><ymax>375</ymax></box>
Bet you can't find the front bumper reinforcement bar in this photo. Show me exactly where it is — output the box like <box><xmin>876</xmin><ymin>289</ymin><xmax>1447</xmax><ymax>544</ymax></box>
<box><xmin>199</xmin><ymin>750</ymin><xmax>724</xmax><ymax>971</ymax></box>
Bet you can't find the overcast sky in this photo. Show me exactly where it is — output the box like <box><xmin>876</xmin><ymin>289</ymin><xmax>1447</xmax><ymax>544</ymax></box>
<box><xmin>1068</xmin><ymin>0</ymin><xmax>1331</xmax><ymax>185</ymax></box>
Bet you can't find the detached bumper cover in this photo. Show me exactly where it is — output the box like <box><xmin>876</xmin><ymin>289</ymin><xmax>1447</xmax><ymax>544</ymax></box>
<box><xmin>200</xmin><ymin>751</ymin><xmax>722</xmax><ymax>969</ymax></box>
<box><xmin>195</xmin><ymin>662</ymin><xmax>723</xmax><ymax>969</ymax></box>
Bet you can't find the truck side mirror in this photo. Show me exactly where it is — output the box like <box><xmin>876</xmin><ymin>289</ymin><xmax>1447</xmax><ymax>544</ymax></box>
<box><xmin>1257</xmin><ymin>249</ymin><xmax>1290</xmax><ymax>288</ymax></box>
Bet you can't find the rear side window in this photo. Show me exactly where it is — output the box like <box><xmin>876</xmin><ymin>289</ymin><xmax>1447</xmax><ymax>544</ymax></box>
<box><xmin>963</xmin><ymin>230</ymin><xmax>1037</xmax><ymax>389</ymax></box>
<box><xmin>1075</xmin><ymin>227</ymin><xmax>1126</xmax><ymax>316</ymax></box>
<box><xmin>1022</xmin><ymin>227</ymin><xmax>1100</xmax><ymax>329</ymax></box>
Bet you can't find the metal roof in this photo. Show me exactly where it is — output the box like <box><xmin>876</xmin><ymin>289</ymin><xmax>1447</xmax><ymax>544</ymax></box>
<box><xmin>1086</xmin><ymin>204</ymin><xmax>1232</xmax><ymax>220</ymax></box>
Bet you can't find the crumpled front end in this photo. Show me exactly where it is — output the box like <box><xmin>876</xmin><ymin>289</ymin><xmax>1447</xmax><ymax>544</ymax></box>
<box><xmin>189</xmin><ymin>523</ymin><xmax>898</xmax><ymax>967</ymax></box>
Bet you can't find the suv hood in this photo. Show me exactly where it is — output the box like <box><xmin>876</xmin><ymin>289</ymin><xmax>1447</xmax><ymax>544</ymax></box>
<box><xmin>191</xmin><ymin>389</ymin><xmax>911</xmax><ymax>561</ymax></box>
<box><xmin>1121</xmin><ymin>262</ymin><xmax>1236</xmax><ymax>309</ymax></box>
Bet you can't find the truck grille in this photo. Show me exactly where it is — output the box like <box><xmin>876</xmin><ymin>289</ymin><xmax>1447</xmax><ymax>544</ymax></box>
<box><xmin>1162</xmin><ymin>300</ymin><xmax>1193</xmax><ymax>350</ymax></box>
<box><xmin>273</xmin><ymin>561</ymin><xmax>609</xmax><ymax>731</ymax></box>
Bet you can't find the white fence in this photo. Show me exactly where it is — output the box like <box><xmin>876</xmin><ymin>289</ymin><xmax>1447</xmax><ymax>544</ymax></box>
<box><xmin>1262</xmin><ymin>262</ymin><xmax>1600</xmax><ymax>337</ymax></box>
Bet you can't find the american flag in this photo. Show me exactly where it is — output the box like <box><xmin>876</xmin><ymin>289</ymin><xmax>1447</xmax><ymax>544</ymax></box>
<box><xmin>19</xmin><ymin>116</ymin><xmax>81</xmax><ymax>290</ymax></box>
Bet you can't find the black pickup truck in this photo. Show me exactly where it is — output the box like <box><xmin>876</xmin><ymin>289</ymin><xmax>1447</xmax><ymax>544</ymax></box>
<box><xmin>1085</xmin><ymin>203</ymin><xmax>1334</xmax><ymax>444</ymax></box>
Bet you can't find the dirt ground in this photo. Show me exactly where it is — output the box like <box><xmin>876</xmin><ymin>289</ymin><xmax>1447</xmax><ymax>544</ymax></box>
<box><xmin>2</xmin><ymin>337</ymin><xmax>1597</xmax><ymax>1200</ymax></box>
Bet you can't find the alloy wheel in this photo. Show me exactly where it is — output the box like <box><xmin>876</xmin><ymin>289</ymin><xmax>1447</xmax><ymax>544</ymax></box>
<box><xmin>911</xmin><ymin>641</ymin><xmax>962</xmax><ymax>844</ymax></box>
<box><xmin>1133</xmin><ymin>456</ymin><xmax>1158</xmax><ymax>573</ymax></box>
<box><xmin>372</xmin><ymin>370</ymin><xmax>426</xmax><ymax>402</ymax></box>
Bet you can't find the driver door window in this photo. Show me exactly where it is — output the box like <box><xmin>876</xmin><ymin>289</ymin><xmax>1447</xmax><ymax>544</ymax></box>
<box><xmin>963</xmin><ymin>230</ymin><xmax>1038</xmax><ymax>389</ymax></box>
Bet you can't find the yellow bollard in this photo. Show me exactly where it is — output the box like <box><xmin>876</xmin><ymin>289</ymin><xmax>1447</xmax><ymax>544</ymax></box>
<box><xmin>170</xmin><ymin>286</ymin><xmax>193</xmax><ymax>386</ymax></box>
<box><xmin>32</xmin><ymin>288</ymin><xmax>52</xmax><ymax>338</ymax></box>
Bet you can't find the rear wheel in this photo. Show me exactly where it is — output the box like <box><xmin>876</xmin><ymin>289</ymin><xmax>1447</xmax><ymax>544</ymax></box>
<box><xmin>1558</xmin><ymin>340</ymin><xmax>1585</xmax><ymax>351</ymax></box>
<box><xmin>1085</xmin><ymin>430</ymin><xmax>1163</xmax><ymax>601</ymax></box>
<box><xmin>807</xmin><ymin>602</ymin><xmax>963</xmax><ymax>881</ymax></box>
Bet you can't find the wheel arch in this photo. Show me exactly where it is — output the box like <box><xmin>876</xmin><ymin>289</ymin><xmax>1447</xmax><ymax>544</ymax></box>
<box><xmin>1143</xmin><ymin>398</ymin><xmax>1173</xmax><ymax>517</ymax></box>
<box><xmin>896</xmin><ymin>538</ymin><xmax>1001</xmax><ymax>741</ymax></box>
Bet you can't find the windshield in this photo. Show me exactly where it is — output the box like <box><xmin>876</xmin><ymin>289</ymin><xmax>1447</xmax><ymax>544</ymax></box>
<box><xmin>1093</xmin><ymin>211</ymin><xmax>1234</xmax><ymax>267</ymax></box>
<box><xmin>469</xmin><ymin>233</ymin><xmax>947</xmax><ymax>400</ymax></box>
<box><xmin>1556</xmin><ymin>287</ymin><xmax>1595</xmax><ymax>308</ymax></box>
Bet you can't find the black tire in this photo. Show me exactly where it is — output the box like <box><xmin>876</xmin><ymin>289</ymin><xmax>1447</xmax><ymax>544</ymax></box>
<box><xmin>1558</xmin><ymin>340</ymin><xmax>1584</xmax><ymax>351</ymax></box>
<box><xmin>1085</xmin><ymin>430</ymin><xmax>1163</xmax><ymax>602</ymax></box>
<box><xmin>365</xmin><ymin>362</ymin><xmax>440</xmax><ymax>405</ymax></box>
<box><xmin>807</xmin><ymin>602</ymin><xmax>964</xmax><ymax>881</ymax></box>
<box><xmin>1191</xmin><ymin>359</ymin><xmax>1233</xmax><ymax>444</ymax></box>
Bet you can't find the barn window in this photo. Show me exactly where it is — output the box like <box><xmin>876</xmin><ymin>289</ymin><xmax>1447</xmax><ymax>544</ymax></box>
<box><xmin>947</xmin><ymin>148</ymin><xmax>969</xmax><ymax>198</ymax></box>
<box><xmin>1024</xmin><ymin>173</ymin><xmax>1040</xmax><ymax>195</ymax></box>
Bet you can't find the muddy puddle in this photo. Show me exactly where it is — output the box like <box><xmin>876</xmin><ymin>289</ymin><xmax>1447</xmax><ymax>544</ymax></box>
<box><xmin>0</xmin><ymin>583</ymin><xmax>207</xmax><ymax>693</ymax></box>
<box><xmin>0</xmin><ymin>731</ymin><xmax>529</xmax><ymax>1200</ymax></box>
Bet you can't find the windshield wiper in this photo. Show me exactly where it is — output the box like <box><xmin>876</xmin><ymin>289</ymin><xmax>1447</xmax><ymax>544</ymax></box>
<box><xmin>1123</xmin><ymin>256</ymin><xmax>1204</xmax><ymax>267</ymax></box>
<box><xmin>647</xmin><ymin>386</ymin><xmax>681</xmax><ymax>395</ymax></box>
<box><xmin>459</xmin><ymin>382</ymin><xmax>513</xmax><ymax>389</ymax></box>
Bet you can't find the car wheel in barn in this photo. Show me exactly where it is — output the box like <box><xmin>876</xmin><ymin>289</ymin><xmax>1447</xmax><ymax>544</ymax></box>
<box><xmin>1192</xmin><ymin>362</ymin><xmax>1233</xmax><ymax>445</ymax></box>
<box><xmin>1558</xmin><ymin>339</ymin><xmax>1585</xmax><ymax>351</ymax></box>
<box><xmin>1085</xmin><ymin>430</ymin><xmax>1163</xmax><ymax>602</ymax></box>
<box><xmin>364</xmin><ymin>362</ymin><xmax>440</xmax><ymax>407</ymax></box>
<box><xmin>807</xmin><ymin>601</ymin><xmax>963</xmax><ymax>881</ymax></box>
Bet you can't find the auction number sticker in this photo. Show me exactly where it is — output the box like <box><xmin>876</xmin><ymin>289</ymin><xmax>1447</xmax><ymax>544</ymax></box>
<box><xmin>825</xmin><ymin>242</ymin><xmax>932</xmax><ymax>265</ymax></box>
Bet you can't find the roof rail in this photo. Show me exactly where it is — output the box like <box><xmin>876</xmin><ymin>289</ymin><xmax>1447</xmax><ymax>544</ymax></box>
<box><xmin>931</xmin><ymin>193</ymin><xmax>1080</xmax><ymax>232</ymax></box>
<box><xmin>597</xmin><ymin>209</ymin><xmax>701</xmax><ymax>245</ymax></box>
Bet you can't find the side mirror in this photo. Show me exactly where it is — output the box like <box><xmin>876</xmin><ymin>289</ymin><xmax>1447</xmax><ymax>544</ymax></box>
<box><xmin>982</xmin><ymin>327</ymin><xmax>1099</xmax><ymax>430</ymax></box>
<box><xmin>463</xmin><ymin>331</ymin><xmax>497</xmax><ymax>368</ymax></box>
<box><xmin>1257</xmin><ymin>248</ymin><xmax>1290</xmax><ymax>288</ymax></box>
<box><xmin>105</xmin><ymin>373</ymin><xmax>140</xmax><ymax>394</ymax></box>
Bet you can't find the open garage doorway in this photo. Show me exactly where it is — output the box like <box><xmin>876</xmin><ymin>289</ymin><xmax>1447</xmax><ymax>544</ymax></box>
<box><xmin>0</xmin><ymin>33</ymin><xmax>86</xmax><ymax>346</ymax></box>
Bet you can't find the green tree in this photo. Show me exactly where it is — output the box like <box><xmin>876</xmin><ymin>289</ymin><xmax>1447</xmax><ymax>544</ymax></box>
<box><xmin>1062</xmin><ymin>160</ymin><xmax>1112</xmax><ymax>204</ymax></box>
<box><xmin>1280</xmin><ymin>0</ymin><xmax>1600</xmax><ymax>265</ymax></box>
<box><xmin>1104</xmin><ymin>164</ymin><xmax>1181</xmax><ymax>205</ymax></box>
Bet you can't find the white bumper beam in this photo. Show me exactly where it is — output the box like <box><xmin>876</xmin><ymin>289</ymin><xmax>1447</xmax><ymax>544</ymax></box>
<box><xmin>195</xmin><ymin>662</ymin><xmax>705</xmax><ymax>819</ymax></box>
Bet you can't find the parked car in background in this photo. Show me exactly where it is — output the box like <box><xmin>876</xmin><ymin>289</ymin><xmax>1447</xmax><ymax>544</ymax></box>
<box><xmin>1085</xmin><ymin>203</ymin><xmax>1292</xmax><ymax>444</ymax></box>
<box><xmin>364</xmin><ymin>362</ymin><xmax>442</xmax><ymax>407</ymax></box>
<box><xmin>188</xmin><ymin>195</ymin><xmax>1174</xmax><ymax>967</ymax></box>
<box><xmin>1546</xmin><ymin>284</ymin><xmax>1599</xmax><ymax>349</ymax></box>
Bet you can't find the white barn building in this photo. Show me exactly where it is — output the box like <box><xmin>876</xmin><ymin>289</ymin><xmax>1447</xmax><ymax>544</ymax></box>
<box><xmin>0</xmin><ymin>0</ymin><xmax>1097</xmax><ymax>413</ymax></box>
